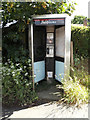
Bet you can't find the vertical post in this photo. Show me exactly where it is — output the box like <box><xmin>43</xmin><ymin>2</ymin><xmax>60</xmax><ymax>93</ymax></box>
<box><xmin>70</xmin><ymin>41</ymin><xmax>73</xmax><ymax>67</ymax></box>
<box><xmin>28</xmin><ymin>25</ymin><xmax>31</xmax><ymax>58</ymax></box>
<box><xmin>0</xmin><ymin>5</ymin><xmax>2</xmax><ymax>117</ymax></box>
<box><xmin>64</xmin><ymin>16</ymin><xmax>71</xmax><ymax>80</ymax></box>
<box><xmin>31</xmin><ymin>22</ymin><xmax>35</xmax><ymax>91</ymax></box>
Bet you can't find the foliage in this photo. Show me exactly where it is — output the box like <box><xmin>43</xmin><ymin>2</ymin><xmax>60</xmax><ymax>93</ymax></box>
<box><xmin>2</xmin><ymin>28</ymin><xmax>36</xmax><ymax>106</ymax></box>
<box><xmin>57</xmin><ymin>56</ymin><xmax>89</xmax><ymax>106</ymax></box>
<box><xmin>87</xmin><ymin>18</ymin><xmax>90</xmax><ymax>26</ymax></box>
<box><xmin>72</xmin><ymin>15</ymin><xmax>90</xmax><ymax>26</ymax></box>
<box><xmin>3</xmin><ymin>44</ymin><xmax>29</xmax><ymax>63</ymax></box>
<box><xmin>73</xmin><ymin>57</ymin><xmax>88</xmax><ymax>87</ymax></box>
<box><xmin>71</xmin><ymin>25</ymin><xmax>90</xmax><ymax>58</ymax></box>
<box><xmin>59</xmin><ymin>77</ymin><xmax>88</xmax><ymax>105</ymax></box>
<box><xmin>2</xmin><ymin>59</ymin><xmax>38</xmax><ymax>106</ymax></box>
<box><xmin>2</xmin><ymin>1</ymin><xmax>77</xmax><ymax>28</ymax></box>
<box><xmin>2</xmin><ymin>21</ymin><xmax>29</xmax><ymax>63</ymax></box>
<box><xmin>57</xmin><ymin>66</ymin><xmax>88</xmax><ymax>106</ymax></box>
<box><xmin>71</xmin><ymin>15</ymin><xmax>86</xmax><ymax>24</ymax></box>
<box><xmin>2</xmin><ymin>1</ymin><xmax>77</xmax><ymax>61</ymax></box>
<box><xmin>2</xmin><ymin>1</ymin><xmax>77</xmax><ymax>106</ymax></box>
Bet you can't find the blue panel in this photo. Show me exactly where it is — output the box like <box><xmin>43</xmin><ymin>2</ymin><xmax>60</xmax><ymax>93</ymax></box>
<box><xmin>55</xmin><ymin>61</ymin><xmax>64</xmax><ymax>82</ymax></box>
<box><xmin>34</xmin><ymin>61</ymin><xmax>45</xmax><ymax>83</ymax></box>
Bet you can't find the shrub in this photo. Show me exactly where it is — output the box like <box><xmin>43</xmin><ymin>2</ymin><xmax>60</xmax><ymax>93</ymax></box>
<box><xmin>72</xmin><ymin>67</ymin><xmax>88</xmax><ymax>87</ymax></box>
<box><xmin>71</xmin><ymin>26</ymin><xmax>90</xmax><ymax>58</ymax></box>
<box><xmin>73</xmin><ymin>56</ymin><xmax>89</xmax><ymax>87</ymax></box>
<box><xmin>71</xmin><ymin>15</ymin><xmax>86</xmax><ymax>24</ymax></box>
<box><xmin>2</xmin><ymin>59</ymin><xmax>38</xmax><ymax>106</ymax></box>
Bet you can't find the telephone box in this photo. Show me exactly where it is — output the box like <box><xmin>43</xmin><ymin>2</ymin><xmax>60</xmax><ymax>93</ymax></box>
<box><xmin>28</xmin><ymin>14</ymin><xmax>71</xmax><ymax>88</ymax></box>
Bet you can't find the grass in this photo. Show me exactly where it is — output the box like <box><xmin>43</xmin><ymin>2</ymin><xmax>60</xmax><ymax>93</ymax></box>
<box><xmin>57</xmin><ymin>57</ymin><xmax>89</xmax><ymax>106</ymax></box>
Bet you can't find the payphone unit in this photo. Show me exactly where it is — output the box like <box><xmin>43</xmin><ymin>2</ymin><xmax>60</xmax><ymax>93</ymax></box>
<box><xmin>46</xmin><ymin>26</ymin><xmax>54</xmax><ymax>80</ymax></box>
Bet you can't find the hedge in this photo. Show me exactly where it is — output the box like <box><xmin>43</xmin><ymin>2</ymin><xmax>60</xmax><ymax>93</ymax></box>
<box><xmin>71</xmin><ymin>25</ymin><xmax>90</xmax><ymax>58</ymax></box>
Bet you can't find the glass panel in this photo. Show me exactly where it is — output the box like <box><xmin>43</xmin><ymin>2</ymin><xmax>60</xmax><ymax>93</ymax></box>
<box><xmin>47</xmin><ymin>33</ymin><xmax>54</xmax><ymax>44</ymax></box>
<box><xmin>34</xmin><ymin>26</ymin><xmax>46</xmax><ymax>62</ymax></box>
<box><xmin>55</xmin><ymin>61</ymin><xmax>64</xmax><ymax>82</ymax></box>
<box><xmin>34</xmin><ymin>61</ymin><xmax>45</xmax><ymax>83</ymax></box>
<box><xmin>55</xmin><ymin>26</ymin><xmax>65</xmax><ymax>58</ymax></box>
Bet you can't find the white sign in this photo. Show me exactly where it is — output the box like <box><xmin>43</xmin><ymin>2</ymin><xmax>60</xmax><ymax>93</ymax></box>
<box><xmin>47</xmin><ymin>72</ymin><xmax>53</xmax><ymax>78</ymax></box>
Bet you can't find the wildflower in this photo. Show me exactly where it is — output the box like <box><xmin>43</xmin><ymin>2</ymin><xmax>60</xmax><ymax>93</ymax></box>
<box><xmin>5</xmin><ymin>62</ymin><xmax>7</xmax><ymax>65</ymax></box>
<box><xmin>29</xmin><ymin>64</ymin><xmax>31</xmax><ymax>66</ymax></box>
<box><xmin>19</xmin><ymin>68</ymin><xmax>22</xmax><ymax>71</ymax></box>
<box><xmin>16</xmin><ymin>63</ymin><xmax>19</xmax><ymax>66</ymax></box>
<box><xmin>11</xmin><ymin>65</ymin><xmax>14</xmax><ymax>68</ymax></box>
<box><xmin>24</xmin><ymin>66</ymin><xmax>26</xmax><ymax>68</ymax></box>
<box><xmin>12</xmin><ymin>73</ymin><xmax>15</xmax><ymax>76</ymax></box>
<box><xmin>25</xmin><ymin>73</ymin><xmax>28</xmax><ymax>76</ymax></box>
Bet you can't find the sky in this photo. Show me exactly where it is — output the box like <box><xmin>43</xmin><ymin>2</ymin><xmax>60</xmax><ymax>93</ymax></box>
<box><xmin>71</xmin><ymin>0</ymin><xmax>90</xmax><ymax>19</ymax></box>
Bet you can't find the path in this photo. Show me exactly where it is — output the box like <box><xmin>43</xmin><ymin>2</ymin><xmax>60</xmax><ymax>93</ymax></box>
<box><xmin>9</xmin><ymin>102</ymin><xmax>88</xmax><ymax>118</ymax></box>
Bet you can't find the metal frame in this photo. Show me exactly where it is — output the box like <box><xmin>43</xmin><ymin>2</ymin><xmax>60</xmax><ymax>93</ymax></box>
<box><xmin>32</xmin><ymin>14</ymin><xmax>68</xmax><ymax>19</ymax></box>
<box><xmin>28</xmin><ymin>25</ymin><xmax>31</xmax><ymax>58</ymax></box>
<box><xmin>29</xmin><ymin>20</ymin><xmax>35</xmax><ymax>91</ymax></box>
<box><xmin>28</xmin><ymin>24</ymin><xmax>35</xmax><ymax>91</ymax></box>
<box><xmin>64</xmin><ymin>16</ymin><xmax>71</xmax><ymax>80</ymax></box>
<box><xmin>30</xmin><ymin>14</ymin><xmax>71</xmax><ymax>89</ymax></box>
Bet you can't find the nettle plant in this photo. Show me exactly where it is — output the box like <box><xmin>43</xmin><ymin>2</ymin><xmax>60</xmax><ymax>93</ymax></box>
<box><xmin>2</xmin><ymin>59</ymin><xmax>38</xmax><ymax>106</ymax></box>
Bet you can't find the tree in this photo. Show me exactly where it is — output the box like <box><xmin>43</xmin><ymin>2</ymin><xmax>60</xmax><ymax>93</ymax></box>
<box><xmin>2</xmin><ymin>1</ymin><xmax>77</xmax><ymax>61</ymax></box>
<box><xmin>71</xmin><ymin>15</ymin><xmax>86</xmax><ymax>24</ymax></box>
<box><xmin>2</xmin><ymin>1</ymin><xmax>77</xmax><ymax>29</ymax></box>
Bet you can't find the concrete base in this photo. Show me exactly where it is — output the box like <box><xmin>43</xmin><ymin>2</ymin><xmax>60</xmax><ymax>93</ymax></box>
<box><xmin>36</xmin><ymin>79</ymin><xmax>63</xmax><ymax>101</ymax></box>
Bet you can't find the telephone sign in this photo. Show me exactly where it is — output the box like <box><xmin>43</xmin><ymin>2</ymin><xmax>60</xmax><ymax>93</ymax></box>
<box><xmin>34</xmin><ymin>18</ymin><xmax>65</xmax><ymax>25</ymax></box>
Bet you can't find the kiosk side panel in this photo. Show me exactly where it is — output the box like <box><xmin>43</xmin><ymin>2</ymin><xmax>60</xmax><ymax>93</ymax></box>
<box><xmin>55</xmin><ymin>61</ymin><xmax>64</xmax><ymax>81</ymax></box>
<box><xmin>55</xmin><ymin>26</ymin><xmax>65</xmax><ymax>82</ymax></box>
<box><xmin>34</xmin><ymin>61</ymin><xmax>45</xmax><ymax>83</ymax></box>
<box><xmin>33</xmin><ymin>26</ymin><xmax>46</xmax><ymax>83</ymax></box>
<box><xmin>64</xmin><ymin>17</ymin><xmax>71</xmax><ymax>79</ymax></box>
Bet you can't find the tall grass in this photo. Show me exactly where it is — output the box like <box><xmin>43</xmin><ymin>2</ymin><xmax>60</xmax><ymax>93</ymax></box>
<box><xmin>57</xmin><ymin>57</ymin><xmax>89</xmax><ymax>106</ymax></box>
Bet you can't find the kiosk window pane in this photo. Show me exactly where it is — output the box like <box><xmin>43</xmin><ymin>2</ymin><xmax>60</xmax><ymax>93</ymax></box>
<box><xmin>55</xmin><ymin>26</ymin><xmax>65</xmax><ymax>58</ymax></box>
<box><xmin>34</xmin><ymin>26</ymin><xmax>46</xmax><ymax>62</ymax></box>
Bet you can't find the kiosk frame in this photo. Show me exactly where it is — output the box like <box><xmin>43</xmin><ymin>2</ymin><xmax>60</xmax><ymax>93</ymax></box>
<box><xmin>28</xmin><ymin>14</ymin><xmax>71</xmax><ymax>90</ymax></box>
